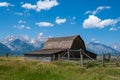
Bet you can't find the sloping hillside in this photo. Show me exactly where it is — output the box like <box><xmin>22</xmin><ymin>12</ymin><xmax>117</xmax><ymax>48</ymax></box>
<box><xmin>0</xmin><ymin>43</ymin><xmax>12</xmax><ymax>56</ymax></box>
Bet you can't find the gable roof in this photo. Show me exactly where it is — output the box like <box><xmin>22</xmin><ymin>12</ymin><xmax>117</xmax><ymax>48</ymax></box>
<box><xmin>43</xmin><ymin>35</ymin><xmax>84</xmax><ymax>49</ymax></box>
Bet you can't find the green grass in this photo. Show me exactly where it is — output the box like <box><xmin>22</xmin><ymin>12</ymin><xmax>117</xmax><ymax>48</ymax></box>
<box><xmin>0</xmin><ymin>57</ymin><xmax>120</xmax><ymax>80</ymax></box>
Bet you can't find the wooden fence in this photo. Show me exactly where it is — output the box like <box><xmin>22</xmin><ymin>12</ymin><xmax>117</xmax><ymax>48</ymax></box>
<box><xmin>58</xmin><ymin>49</ymin><xmax>120</xmax><ymax>67</ymax></box>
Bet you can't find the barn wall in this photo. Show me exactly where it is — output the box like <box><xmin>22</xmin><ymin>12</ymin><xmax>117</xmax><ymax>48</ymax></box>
<box><xmin>24</xmin><ymin>54</ymin><xmax>52</xmax><ymax>62</ymax></box>
<box><xmin>84</xmin><ymin>51</ymin><xmax>97</xmax><ymax>59</ymax></box>
<box><xmin>71</xmin><ymin>37</ymin><xmax>81</xmax><ymax>50</ymax></box>
<box><xmin>71</xmin><ymin>37</ymin><xmax>86</xmax><ymax>50</ymax></box>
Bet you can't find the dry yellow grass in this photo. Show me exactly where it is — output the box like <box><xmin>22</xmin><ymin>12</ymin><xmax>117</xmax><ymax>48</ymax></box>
<box><xmin>0</xmin><ymin>57</ymin><xmax>120</xmax><ymax>80</ymax></box>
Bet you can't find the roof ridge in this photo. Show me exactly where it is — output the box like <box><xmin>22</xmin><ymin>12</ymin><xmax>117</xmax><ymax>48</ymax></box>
<box><xmin>47</xmin><ymin>35</ymin><xmax>80</xmax><ymax>42</ymax></box>
<box><xmin>49</xmin><ymin>35</ymin><xmax>79</xmax><ymax>39</ymax></box>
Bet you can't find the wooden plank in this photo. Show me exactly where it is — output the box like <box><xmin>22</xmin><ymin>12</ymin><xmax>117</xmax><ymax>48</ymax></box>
<box><xmin>69</xmin><ymin>50</ymin><xmax>81</xmax><ymax>52</ymax></box>
<box><xmin>60</xmin><ymin>50</ymin><xmax>67</xmax><ymax>57</ymax></box>
<box><xmin>82</xmin><ymin>51</ymin><xmax>95</xmax><ymax>62</ymax></box>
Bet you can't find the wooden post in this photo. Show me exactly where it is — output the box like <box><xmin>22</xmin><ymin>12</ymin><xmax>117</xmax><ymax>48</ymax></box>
<box><xmin>67</xmin><ymin>49</ymin><xmax>70</xmax><ymax>60</ymax></box>
<box><xmin>53</xmin><ymin>54</ymin><xmax>55</xmax><ymax>61</ymax></box>
<box><xmin>108</xmin><ymin>53</ymin><xmax>111</xmax><ymax>62</ymax></box>
<box><xmin>102</xmin><ymin>54</ymin><xmax>104</xmax><ymax>67</ymax></box>
<box><xmin>80</xmin><ymin>49</ymin><xmax>83</xmax><ymax>67</ymax></box>
<box><xmin>58</xmin><ymin>54</ymin><xmax>60</xmax><ymax>60</ymax></box>
<box><xmin>116</xmin><ymin>56</ymin><xmax>119</xmax><ymax>67</ymax></box>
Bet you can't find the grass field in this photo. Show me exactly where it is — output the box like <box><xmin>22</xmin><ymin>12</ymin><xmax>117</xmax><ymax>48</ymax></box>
<box><xmin>0</xmin><ymin>57</ymin><xmax>120</xmax><ymax>80</ymax></box>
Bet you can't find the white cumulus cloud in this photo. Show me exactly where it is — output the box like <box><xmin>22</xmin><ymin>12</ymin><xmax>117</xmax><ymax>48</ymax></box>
<box><xmin>70</xmin><ymin>16</ymin><xmax>76</xmax><ymax>24</ymax></box>
<box><xmin>109</xmin><ymin>27</ymin><xmax>117</xmax><ymax>31</ymax></box>
<box><xmin>13</xmin><ymin>25</ymin><xmax>31</xmax><ymax>30</ymax></box>
<box><xmin>18</xmin><ymin>20</ymin><xmax>26</xmax><ymax>24</ymax></box>
<box><xmin>0</xmin><ymin>2</ymin><xmax>13</xmax><ymax>7</ymax></box>
<box><xmin>85</xmin><ymin>6</ymin><xmax>111</xmax><ymax>15</ymax></box>
<box><xmin>26</xmin><ymin>26</ymin><xmax>31</xmax><ymax>29</ymax></box>
<box><xmin>22</xmin><ymin>0</ymin><xmax>59</xmax><ymax>12</ymax></box>
<box><xmin>55</xmin><ymin>17</ymin><xmax>67</xmax><ymax>24</ymax></box>
<box><xmin>14</xmin><ymin>11</ymin><xmax>30</xmax><ymax>16</ymax></box>
<box><xmin>14</xmin><ymin>12</ymin><xmax>23</xmax><ymax>16</ymax></box>
<box><xmin>36</xmin><ymin>22</ymin><xmax>54</xmax><ymax>27</ymax></box>
<box><xmin>22</xmin><ymin>3</ymin><xmax>36</xmax><ymax>9</ymax></box>
<box><xmin>13</xmin><ymin>24</ymin><xmax>31</xmax><ymax>30</ymax></box>
<box><xmin>14</xmin><ymin>20</ymin><xmax>30</xmax><ymax>30</ymax></box>
<box><xmin>82</xmin><ymin>15</ymin><xmax>120</xmax><ymax>29</ymax></box>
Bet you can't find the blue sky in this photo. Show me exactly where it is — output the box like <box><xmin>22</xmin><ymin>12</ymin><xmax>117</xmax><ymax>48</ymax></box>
<box><xmin>0</xmin><ymin>0</ymin><xmax>120</xmax><ymax>44</ymax></box>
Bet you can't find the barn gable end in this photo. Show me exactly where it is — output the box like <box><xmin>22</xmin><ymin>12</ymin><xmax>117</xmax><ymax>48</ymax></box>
<box><xmin>43</xmin><ymin>35</ymin><xmax>85</xmax><ymax>50</ymax></box>
<box><xmin>71</xmin><ymin>36</ymin><xmax>86</xmax><ymax>50</ymax></box>
<box><xmin>43</xmin><ymin>36</ymin><xmax>76</xmax><ymax>49</ymax></box>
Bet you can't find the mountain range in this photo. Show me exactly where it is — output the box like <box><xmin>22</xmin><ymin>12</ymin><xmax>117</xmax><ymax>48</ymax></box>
<box><xmin>0</xmin><ymin>34</ymin><xmax>120</xmax><ymax>56</ymax></box>
<box><xmin>0</xmin><ymin>33</ymin><xmax>45</xmax><ymax>56</ymax></box>
<box><xmin>86</xmin><ymin>42</ymin><xmax>119</xmax><ymax>54</ymax></box>
<box><xmin>0</xmin><ymin>42</ymin><xmax>12</xmax><ymax>56</ymax></box>
<box><xmin>111</xmin><ymin>43</ymin><xmax>120</xmax><ymax>52</ymax></box>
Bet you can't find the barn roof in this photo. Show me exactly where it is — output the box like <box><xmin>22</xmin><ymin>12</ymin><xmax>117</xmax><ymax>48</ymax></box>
<box><xmin>43</xmin><ymin>35</ymin><xmax>84</xmax><ymax>49</ymax></box>
<box><xmin>25</xmin><ymin>49</ymin><xmax>66</xmax><ymax>55</ymax></box>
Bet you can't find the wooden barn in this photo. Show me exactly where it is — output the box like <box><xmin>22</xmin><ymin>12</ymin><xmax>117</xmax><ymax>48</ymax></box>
<box><xmin>24</xmin><ymin>35</ymin><xmax>96</xmax><ymax>61</ymax></box>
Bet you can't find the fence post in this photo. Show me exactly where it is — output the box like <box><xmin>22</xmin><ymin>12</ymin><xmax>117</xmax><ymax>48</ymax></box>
<box><xmin>58</xmin><ymin>54</ymin><xmax>60</xmax><ymax>60</ymax></box>
<box><xmin>67</xmin><ymin>49</ymin><xmax>70</xmax><ymax>60</ymax></box>
<box><xmin>53</xmin><ymin>54</ymin><xmax>55</xmax><ymax>61</ymax></box>
<box><xmin>108</xmin><ymin>53</ymin><xmax>111</xmax><ymax>62</ymax></box>
<box><xmin>102</xmin><ymin>54</ymin><xmax>104</xmax><ymax>67</ymax></box>
<box><xmin>116</xmin><ymin>56</ymin><xmax>119</xmax><ymax>67</ymax></box>
<box><xmin>80</xmin><ymin>49</ymin><xmax>83</xmax><ymax>67</ymax></box>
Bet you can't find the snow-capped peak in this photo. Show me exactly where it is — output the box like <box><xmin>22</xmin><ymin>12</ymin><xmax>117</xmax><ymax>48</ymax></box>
<box><xmin>0</xmin><ymin>35</ymin><xmax>16</xmax><ymax>44</ymax></box>
<box><xmin>17</xmin><ymin>35</ymin><xmax>32</xmax><ymax>44</ymax></box>
<box><xmin>86</xmin><ymin>42</ymin><xmax>118</xmax><ymax>54</ymax></box>
<box><xmin>32</xmin><ymin>32</ymin><xmax>46</xmax><ymax>47</ymax></box>
<box><xmin>111</xmin><ymin>43</ymin><xmax>120</xmax><ymax>52</ymax></box>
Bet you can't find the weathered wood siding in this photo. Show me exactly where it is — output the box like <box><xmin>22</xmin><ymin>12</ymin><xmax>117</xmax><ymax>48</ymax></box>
<box><xmin>71</xmin><ymin>37</ymin><xmax>86</xmax><ymax>50</ymax></box>
<box><xmin>24</xmin><ymin>54</ymin><xmax>52</xmax><ymax>62</ymax></box>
